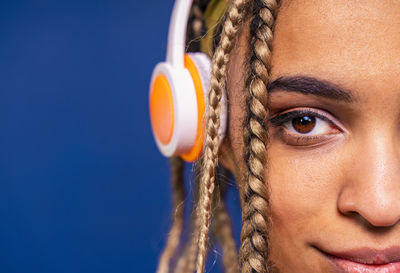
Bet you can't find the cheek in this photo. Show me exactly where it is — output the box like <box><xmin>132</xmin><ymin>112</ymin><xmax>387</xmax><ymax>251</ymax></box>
<box><xmin>266</xmin><ymin>144</ymin><xmax>345</xmax><ymax>269</ymax></box>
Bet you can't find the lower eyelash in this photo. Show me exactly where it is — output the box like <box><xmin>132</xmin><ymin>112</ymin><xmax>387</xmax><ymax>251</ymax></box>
<box><xmin>277</xmin><ymin>126</ymin><xmax>336</xmax><ymax>146</ymax></box>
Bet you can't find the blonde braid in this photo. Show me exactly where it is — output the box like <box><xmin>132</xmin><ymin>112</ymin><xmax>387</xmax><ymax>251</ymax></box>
<box><xmin>196</xmin><ymin>0</ymin><xmax>251</xmax><ymax>272</ymax></box>
<box><xmin>175</xmin><ymin>226</ymin><xmax>199</xmax><ymax>273</ymax></box>
<box><xmin>174</xmin><ymin>162</ymin><xmax>202</xmax><ymax>273</ymax></box>
<box><xmin>213</xmin><ymin>202</ymin><xmax>239</xmax><ymax>273</ymax></box>
<box><xmin>177</xmin><ymin>167</ymin><xmax>238</xmax><ymax>273</ymax></box>
<box><xmin>239</xmin><ymin>1</ymin><xmax>279</xmax><ymax>273</ymax></box>
<box><xmin>156</xmin><ymin>157</ymin><xmax>186</xmax><ymax>273</ymax></box>
<box><xmin>212</xmin><ymin>168</ymin><xmax>239</xmax><ymax>273</ymax></box>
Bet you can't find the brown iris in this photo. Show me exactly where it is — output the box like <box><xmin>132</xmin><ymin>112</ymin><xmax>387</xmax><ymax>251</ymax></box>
<box><xmin>292</xmin><ymin>116</ymin><xmax>316</xmax><ymax>133</ymax></box>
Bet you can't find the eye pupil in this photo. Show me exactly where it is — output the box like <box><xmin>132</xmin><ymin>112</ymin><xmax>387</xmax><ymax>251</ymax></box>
<box><xmin>292</xmin><ymin>116</ymin><xmax>316</xmax><ymax>133</ymax></box>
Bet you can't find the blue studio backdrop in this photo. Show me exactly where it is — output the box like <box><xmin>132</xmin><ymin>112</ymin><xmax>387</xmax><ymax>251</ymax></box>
<box><xmin>1</xmin><ymin>0</ymin><xmax>242</xmax><ymax>272</ymax></box>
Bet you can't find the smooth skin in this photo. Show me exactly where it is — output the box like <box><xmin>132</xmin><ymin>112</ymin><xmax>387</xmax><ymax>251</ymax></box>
<box><xmin>220</xmin><ymin>0</ymin><xmax>400</xmax><ymax>272</ymax></box>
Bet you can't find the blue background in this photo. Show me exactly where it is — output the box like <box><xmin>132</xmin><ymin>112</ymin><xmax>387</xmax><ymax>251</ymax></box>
<box><xmin>0</xmin><ymin>0</ymin><xmax>241</xmax><ymax>272</ymax></box>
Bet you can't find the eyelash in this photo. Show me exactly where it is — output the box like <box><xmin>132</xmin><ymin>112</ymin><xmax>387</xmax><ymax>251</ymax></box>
<box><xmin>269</xmin><ymin>109</ymin><xmax>341</xmax><ymax>145</ymax></box>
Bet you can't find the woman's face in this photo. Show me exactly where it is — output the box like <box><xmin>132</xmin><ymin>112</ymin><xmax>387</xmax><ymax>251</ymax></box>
<box><xmin>222</xmin><ymin>0</ymin><xmax>400</xmax><ymax>272</ymax></box>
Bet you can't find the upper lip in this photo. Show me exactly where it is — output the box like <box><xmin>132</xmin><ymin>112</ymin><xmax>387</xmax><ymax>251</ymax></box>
<box><xmin>315</xmin><ymin>246</ymin><xmax>400</xmax><ymax>265</ymax></box>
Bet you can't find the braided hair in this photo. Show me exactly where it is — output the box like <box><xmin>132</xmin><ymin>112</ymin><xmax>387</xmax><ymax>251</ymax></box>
<box><xmin>155</xmin><ymin>1</ymin><xmax>281</xmax><ymax>272</ymax></box>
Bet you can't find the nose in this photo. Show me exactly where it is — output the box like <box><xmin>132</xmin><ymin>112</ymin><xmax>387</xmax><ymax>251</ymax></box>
<box><xmin>337</xmin><ymin>133</ymin><xmax>400</xmax><ymax>227</ymax></box>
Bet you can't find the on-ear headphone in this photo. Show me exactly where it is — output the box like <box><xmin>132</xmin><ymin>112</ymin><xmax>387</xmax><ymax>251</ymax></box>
<box><xmin>149</xmin><ymin>0</ymin><xmax>227</xmax><ymax>162</ymax></box>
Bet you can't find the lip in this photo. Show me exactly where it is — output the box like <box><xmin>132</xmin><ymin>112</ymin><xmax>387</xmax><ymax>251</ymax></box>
<box><xmin>315</xmin><ymin>246</ymin><xmax>400</xmax><ymax>273</ymax></box>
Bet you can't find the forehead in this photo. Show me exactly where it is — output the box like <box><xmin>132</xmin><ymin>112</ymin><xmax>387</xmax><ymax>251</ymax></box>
<box><xmin>270</xmin><ymin>0</ymin><xmax>400</xmax><ymax>93</ymax></box>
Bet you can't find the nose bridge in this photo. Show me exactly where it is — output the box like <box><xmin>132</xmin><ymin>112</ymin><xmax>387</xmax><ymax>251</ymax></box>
<box><xmin>338</xmin><ymin>131</ymin><xmax>400</xmax><ymax>227</ymax></box>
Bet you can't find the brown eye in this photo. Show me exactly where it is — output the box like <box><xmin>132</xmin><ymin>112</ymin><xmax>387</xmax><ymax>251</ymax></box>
<box><xmin>292</xmin><ymin>116</ymin><xmax>316</xmax><ymax>134</ymax></box>
<box><xmin>270</xmin><ymin>109</ymin><xmax>340</xmax><ymax>139</ymax></box>
<box><xmin>270</xmin><ymin>109</ymin><xmax>342</xmax><ymax>146</ymax></box>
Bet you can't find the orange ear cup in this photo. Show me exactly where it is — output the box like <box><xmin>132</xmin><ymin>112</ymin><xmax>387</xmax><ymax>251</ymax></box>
<box><xmin>149</xmin><ymin>75</ymin><xmax>175</xmax><ymax>145</ymax></box>
<box><xmin>180</xmin><ymin>54</ymin><xmax>206</xmax><ymax>162</ymax></box>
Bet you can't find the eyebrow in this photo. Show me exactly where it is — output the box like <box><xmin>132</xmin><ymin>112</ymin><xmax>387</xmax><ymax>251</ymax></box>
<box><xmin>267</xmin><ymin>75</ymin><xmax>357</xmax><ymax>103</ymax></box>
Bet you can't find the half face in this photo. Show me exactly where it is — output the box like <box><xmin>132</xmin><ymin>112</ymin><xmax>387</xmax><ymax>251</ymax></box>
<box><xmin>223</xmin><ymin>0</ymin><xmax>400</xmax><ymax>272</ymax></box>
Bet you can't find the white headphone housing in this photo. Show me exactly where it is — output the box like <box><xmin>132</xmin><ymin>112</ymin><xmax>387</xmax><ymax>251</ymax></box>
<box><xmin>149</xmin><ymin>0</ymin><xmax>227</xmax><ymax>161</ymax></box>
